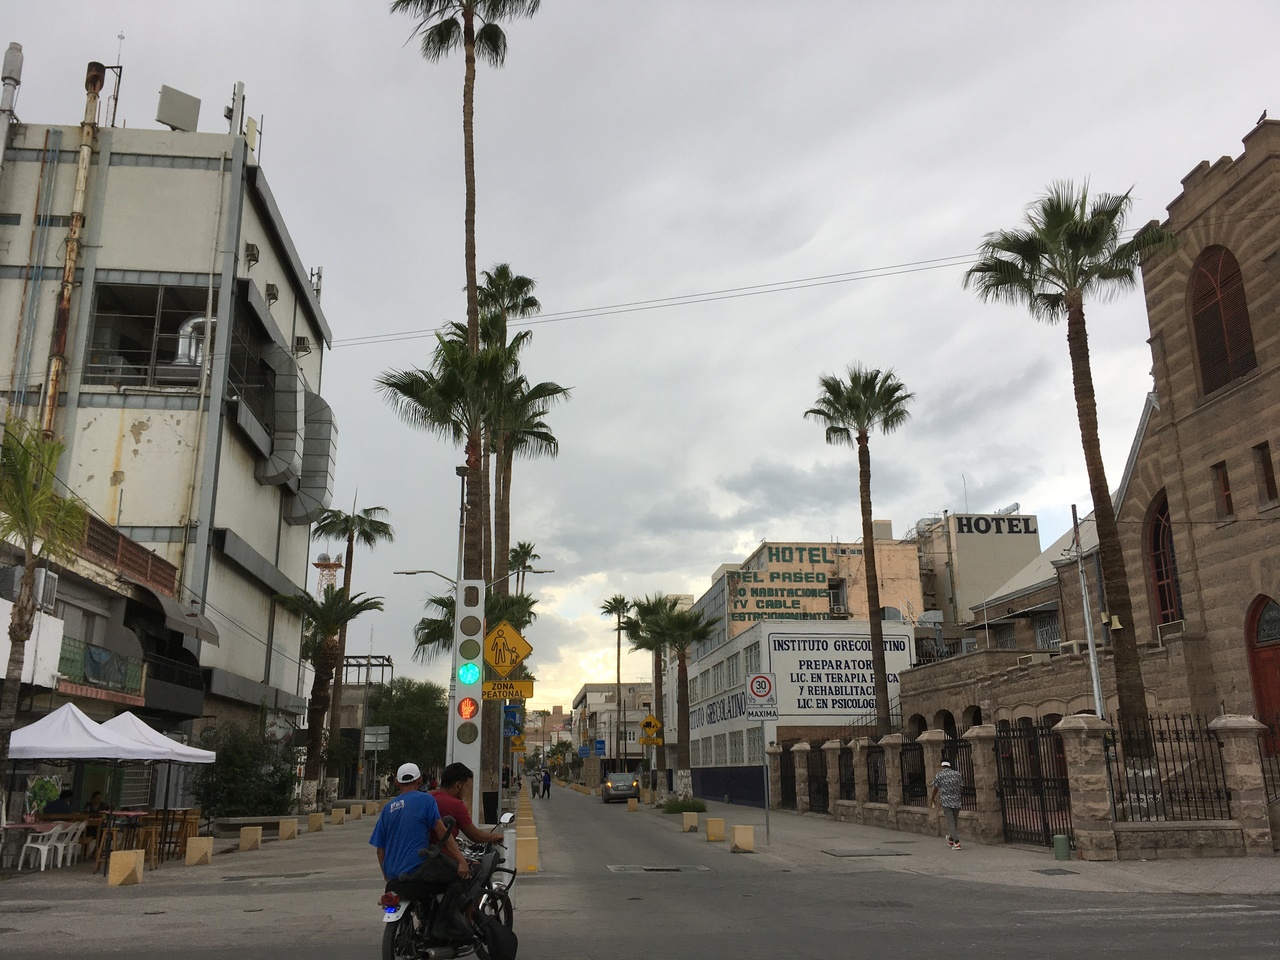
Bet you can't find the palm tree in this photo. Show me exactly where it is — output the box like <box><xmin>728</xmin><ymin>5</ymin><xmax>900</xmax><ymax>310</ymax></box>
<box><xmin>310</xmin><ymin>505</ymin><xmax>395</xmax><ymax>782</ymax></box>
<box><xmin>276</xmin><ymin>585</ymin><xmax>384</xmax><ymax>792</ymax></box>
<box><xmin>390</xmin><ymin>0</ymin><xmax>542</xmax><ymax>583</ymax></box>
<box><xmin>805</xmin><ymin>365</ymin><xmax>913</xmax><ymax>736</ymax></box>
<box><xmin>0</xmin><ymin>420</ymin><xmax>88</xmax><ymax>772</ymax></box>
<box><xmin>600</xmin><ymin>595</ymin><xmax>633</xmax><ymax>766</ymax></box>
<box><xmin>964</xmin><ymin>182</ymin><xmax>1175</xmax><ymax>725</ymax></box>
<box><xmin>625</xmin><ymin>594</ymin><xmax>678</xmax><ymax>797</ymax></box>
<box><xmin>647</xmin><ymin>605</ymin><xmax>719</xmax><ymax>801</ymax></box>
<box><xmin>509</xmin><ymin>541</ymin><xmax>539</xmax><ymax>593</ymax></box>
<box><xmin>413</xmin><ymin>589</ymin><xmax>538</xmax><ymax>663</ymax></box>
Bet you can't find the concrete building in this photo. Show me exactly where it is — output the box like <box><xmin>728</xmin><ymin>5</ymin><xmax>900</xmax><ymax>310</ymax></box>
<box><xmin>571</xmin><ymin>682</ymin><xmax>653</xmax><ymax>784</ymax></box>
<box><xmin>0</xmin><ymin>56</ymin><xmax>335</xmax><ymax>735</ymax></box>
<box><xmin>900</xmin><ymin>122</ymin><xmax>1280</xmax><ymax>734</ymax></box>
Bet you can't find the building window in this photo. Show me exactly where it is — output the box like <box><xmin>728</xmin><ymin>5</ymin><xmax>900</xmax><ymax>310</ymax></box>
<box><xmin>744</xmin><ymin>642</ymin><xmax>761</xmax><ymax>674</ymax></box>
<box><xmin>1254</xmin><ymin>443</ymin><xmax>1279</xmax><ymax>506</ymax></box>
<box><xmin>1033</xmin><ymin>612</ymin><xmax>1060</xmax><ymax>651</ymax></box>
<box><xmin>1258</xmin><ymin>599</ymin><xmax>1280</xmax><ymax>644</ymax></box>
<box><xmin>714</xmin><ymin>734</ymin><xmax>728</xmax><ymax>766</ymax></box>
<box><xmin>995</xmin><ymin>624</ymin><xmax>1017</xmax><ymax>649</ymax></box>
<box><xmin>746</xmin><ymin>726</ymin><xmax>764</xmax><ymax>764</ymax></box>
<box><xmin>690</xmin><ymin>740</ymin><xmax>701</xmax><ymax>767</ymax></box>
<box><xmin>1148</xmin><ymin>493</ymin><xmax>1184</xmax><ymax>625</ymax></box>
<box><xmin>726</xmin><ymin>652</ymin><xmax>742</xmax><ymax>688</ymax></box>
<box><xmin>85</xmin><ymin>284</ymin><xmax>218</xmax><ymax>387</ymax></box>
<box><xmin>711</xmin><ymin>662</ymin><xmax>724</xmax><ymax>694</ymax></box>
<box><xmin>728</xmin><ymin>730</ymin><xmax>744</xmax><ymax>765</ymax></box>
<box><xmin>701</xmin><ymin>736</ymin><xmax>713</xmax><ymax>765</ymax></box>
<box><xmin>1211</xmin><ymin>461</ymin><xmax>1234</xmax><ymax>519</ymax></box>
<box><xmin>696</xmin><ymin>671</ymin><xmax>709</xmax><ymax>702</ymax></box>
<box><xmin>1189</xmin><ymin>245</ymin><xmax>1257</xmax><ymax>395</ymax></box>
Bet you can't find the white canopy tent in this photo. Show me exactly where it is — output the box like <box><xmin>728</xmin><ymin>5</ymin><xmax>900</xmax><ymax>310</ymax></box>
<box><xmin>9</xmin><ymin>703</ymin><xmax>170</xmax><ymax>761</ymax></box>
<box><xmin>101</xmin><ymin>712</ymin><xmax>215</xmax><ymax>764</ymax></box>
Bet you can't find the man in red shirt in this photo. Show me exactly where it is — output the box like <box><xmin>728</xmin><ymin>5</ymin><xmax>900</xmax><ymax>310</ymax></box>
<box><xmin>431</xmin><ymin>762</ymin><xmax>505</xmax><ymax>845</ymax></box>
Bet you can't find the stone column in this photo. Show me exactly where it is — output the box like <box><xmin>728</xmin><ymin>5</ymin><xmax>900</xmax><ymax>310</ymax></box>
<box><xmin>766</xmin><ymin>743</ymin><xmax>783</xmax><ymax>811</ymax></box>
<box><xmin>823</xmin><ymin>740</ymin><xmax>843</xmax><ymax>817</ymax></box>
<box><xmin>880</xmin><ymin>733</ymin><xmax>904</xmax><ymax>824</ymax></box>
<box><xmin>962</xmin><ymin>724</ymin><xmax>1003</xmax><ymax>844</ymax></box>
<box><xmin>791</xmin><ymin>742</ymin><xmax>811</xmax><ymax>814</ymax></box>
<box><xmin>916</xmin><ymin>729</ymin><xmax>947</xmax><ymax>835</ymax></box>
<box><xmin>1208</xmin><ymin>714</ymin><xmax>1274</xmax><ymax>856</ymax></box>
<box><xmin>851</xmin><ymin>737</ymin><xmax>870</xmax><ymax>820</ymax></box>
<box><xmin>1053</xmin><ymin>715</ymin><xmax>1118</xmax><ymax>861</ymax></box>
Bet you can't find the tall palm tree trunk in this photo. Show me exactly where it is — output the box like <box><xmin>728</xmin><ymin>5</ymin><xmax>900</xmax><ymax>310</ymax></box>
<box><xmin>325</xmin><ymin>532</ymin><xmax>356</xmax><ymax>786</ymax></box>
<box><xmin>1066</xmin><ymin>295</ymin><xmax>1147</xmax><ymax>725</ymax></box>
<box><xmin>493</xmin><ymin>438</ymin><xmax>512</xmax><ymax>596</ymax></box>
<box><xmin>480</xmin><ymin>439</ymin><xmax>493</xmax><ymax>584</ymax></box>
<box><xmin>675</xmin><ymin>649</ymin><xmax>691</xmax><ymax>799</ymax></box>
<box><xmin>652</xmin><ymin>647</ymin><xmax>667</xmax><ymax>798</ymax></box>
<box><xmin>0</xmin><ymin>563</ymin><xmax>37</xmax><ymax>770</ymax></box>
<box><xmin>615</xmin><ymin>618</ymin><xmax>623</xmax><ymax>769</ymax></box>
<box><xmin>857</xmin><ymin>434</ymin><xmax>892</xmax><ymax>737</ymax></box>
<box><xmin>305</xmin><ymin>639</ymin><xmax>339</xmax><ymax>783</ymax></box>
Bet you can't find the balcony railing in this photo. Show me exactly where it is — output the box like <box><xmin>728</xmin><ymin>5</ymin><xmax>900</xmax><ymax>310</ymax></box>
<box><xmin>59</xmin><ymin>636</ymin><xmax>145</xmax><ymax>697</ymax></box>
<box><xmin>81</xmin><ymin>515</ymin><xmax>178</xmax><ymax>596</ymax></box>
<box><xmin>143</xmin><ymin>653</ymin><xmax>202</xmax><ymax>690</ymax></box>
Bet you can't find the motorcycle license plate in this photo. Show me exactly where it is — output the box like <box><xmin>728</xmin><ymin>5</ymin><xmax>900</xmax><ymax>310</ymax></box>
<box><xmin>383</xmin><ymin>903</ymin><xmax>406</xmax><ymax>922</ymax></box>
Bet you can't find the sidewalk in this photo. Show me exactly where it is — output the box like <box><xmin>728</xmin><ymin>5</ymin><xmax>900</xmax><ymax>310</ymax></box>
<box><xmin>631</xmin><ymin>793</ymin><xmax>1280</xmax><ymax>897</ymax></box>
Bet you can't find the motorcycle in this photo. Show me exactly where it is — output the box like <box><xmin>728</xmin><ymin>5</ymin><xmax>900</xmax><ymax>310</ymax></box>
<box><xmin>379</xmin><ymin>812</ymin><xmax>517</xmax><ymax>960</ymax></box>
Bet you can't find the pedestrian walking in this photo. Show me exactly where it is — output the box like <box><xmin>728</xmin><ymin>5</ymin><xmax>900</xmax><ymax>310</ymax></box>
<box><xmin>929</xmin><ymin>759</ymin><xmax>964</xmax><ymax>850</ymax></box>
<box><xmin>541</xmin><ymin>768</ymin><xmax>551</xmax><ymax>799</ymax></box>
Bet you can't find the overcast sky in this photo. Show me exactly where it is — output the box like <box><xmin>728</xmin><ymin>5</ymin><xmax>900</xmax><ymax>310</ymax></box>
<box><xmin>7</xmin><ymin>2</ymin><xmax>1277</xmax><ymax>710</ymax></box>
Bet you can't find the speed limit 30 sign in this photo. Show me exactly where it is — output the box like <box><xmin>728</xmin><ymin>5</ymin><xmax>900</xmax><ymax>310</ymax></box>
<box><xmin>747</xmin><ymin>673</ymin><xmax>777</xmax><ymax>719</ymax></box>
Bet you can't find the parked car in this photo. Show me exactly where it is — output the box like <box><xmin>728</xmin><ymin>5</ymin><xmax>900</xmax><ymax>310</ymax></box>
<box><xmin>602</xmin><ymin>770</ymin><xmax>640</xmax><ymax>803</ymax></box>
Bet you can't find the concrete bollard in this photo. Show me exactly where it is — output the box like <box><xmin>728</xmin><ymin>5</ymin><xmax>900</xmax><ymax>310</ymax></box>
<box><xmin>516</xmin><ymin>836</ymin><xmax>539</xmax><ymax>873</ymax></box>
<box><xmin>308</xmin><ymin>813</ymin><xmax>325</xmax><ymax>833</ymax></box>
<box><xmin>364</xmin><ymin>801</ymin><xmax>378</xmax><ymax>816</ymax></box>
<box><xmin>731</xmin><ymin>825</ymin><xmax>755</xmax><ymax>853</ymax></box>
<box><xmin>348</xmin><ymin>804</ymin><xmax>363</xmax><ymax>821</ymax></box>
<box><xmin>331</xmin><ymin>807</ymin><xmax>346</xmax><ymax>825</ymax></box>
<box><xmin>627</xmin><ymin>798</ymin><xmax>639</xmax><ymax>811</ymax></box>
<box><xmin>239</xmin><ymin>826</ymin><xmax>263</xmax><ymax>852</ymax></box>
<box><xmin>185</xmin><ymin>836</ymin><xmax>214</xmax><ymax>866</ymax></box>
<box><xmin>278</xmin><ymin>819</ymin><xmax>299</xmax><ymax>841</ymax></box>
<box><xmin>682</xmin><ymin>812</ymin><xmax>699</xmax><ymax>833</ymax></box>
<box><xmin>108</xmin><ymin>849</ymin><xmax>146</xmax><ymax>885</ymax></box>
<box><xmin>705</xmin><ymin>818</ymin><xmax>725</xmax><ymax>842</ymax></box>
<box><xmin>516</xmin><ymin>824</ymin><xmax>536</xmax><ymax>839</ymax></box>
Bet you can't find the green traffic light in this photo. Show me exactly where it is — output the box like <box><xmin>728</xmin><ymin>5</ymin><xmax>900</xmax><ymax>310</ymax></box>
<box><xmin>457</xmin><ymin>662</ymin><xmax>481</xmax><ymax>685</ymax></box>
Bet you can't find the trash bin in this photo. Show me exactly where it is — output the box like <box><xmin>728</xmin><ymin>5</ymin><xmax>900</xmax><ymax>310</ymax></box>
<box><xmin>1052</xmin><ymin>834</ymin><xmax>1071</xmax><ymax>861</ymax></box>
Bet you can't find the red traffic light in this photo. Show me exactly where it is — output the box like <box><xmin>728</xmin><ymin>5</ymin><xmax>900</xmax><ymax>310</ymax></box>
<box><xmin>457</xmin><ymin>697</ymin><xmax>479</xmax><ymax>721</ymax></box>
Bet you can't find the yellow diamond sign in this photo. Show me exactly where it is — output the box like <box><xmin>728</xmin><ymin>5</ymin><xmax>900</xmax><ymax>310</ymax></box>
<box><xmin>639</xmin><ymin>713</ymin><xmax>662</xmax><ymax>737</ymax></box>
<box><xmin>483</xmin><ymin>621</ymin><xmax>532</xmax><ymax>679</ymax></box>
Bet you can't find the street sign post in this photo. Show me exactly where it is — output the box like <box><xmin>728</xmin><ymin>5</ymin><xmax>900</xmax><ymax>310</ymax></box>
<box><xmin>577</xmin><ymin>745</ymin><xmax>589</xmax><ymax>759</ymax></box>
<box><xmin>745</xmin><ymin>673</ymin><xmax>776</xmax><ymax>844</ymax></box>
<box><xmin>483</xmin><ymin>621</ymin><xmax>532</xmax><ymax>678</ymax></box>
<box><xmin>594</xmin><ymin>739</ymin><xmax>606</xmax><ymax>757</ymax></box>
<box><xmin>638</xmin><ymin>712</ymin><xmax>662</xmax><ymax>746</ymax></box>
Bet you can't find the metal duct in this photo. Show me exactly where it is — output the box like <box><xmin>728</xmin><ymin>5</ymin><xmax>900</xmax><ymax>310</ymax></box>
<box><xmin>285</xmin><ymin>389</ymin><xmax>336</xmax><ymax>525</ymax></box>
<box><xmin>254</xmin><ymin>341</ymin><xmax>303</xmax><ymax>487</ymax></box>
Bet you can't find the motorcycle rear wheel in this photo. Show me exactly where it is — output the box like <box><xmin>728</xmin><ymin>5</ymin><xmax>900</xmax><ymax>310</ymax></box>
<box><xmin>381</xmin><ymin>904</ymin><xmax>422</xmax><ymax>960</ymax></box>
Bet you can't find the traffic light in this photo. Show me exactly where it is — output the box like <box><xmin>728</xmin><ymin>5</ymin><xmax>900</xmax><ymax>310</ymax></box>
<box><xmin>451</xmin><ymin>579</ymin><xmax>485</xmax><ymax>811</ymax></box>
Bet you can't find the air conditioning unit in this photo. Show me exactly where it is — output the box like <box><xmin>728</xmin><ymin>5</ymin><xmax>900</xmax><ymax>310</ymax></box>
<box><xmin>0</xmin><ymin>566</ymin><xmax>58</xmax><ymax>611</ymax></box>
<box><xmin>1017</xmin><ymin>653</ymin><xmax>1051</xmax><ymax>666</ymax></box>
<box><xmin>243</xmin><ymin>242</ymin><xmax>259</xmax><ymax>267</ymax></box>
<box><xmin>1156</xmin><ymin>619</ymin><xmax>1185</xmax><ymax>644</ymax></box>
<box><xmin>830</xmin><ymin>604</ymin><xmax>847</xmax><ymax>615</ymax></box>
<box><xmin>293</xmin><ymin>335</ymin><xmax>312</xmax><ymax>356</ymax></box>
<box><xmin>264</xmin><ymin>282</ymin><xmax>280</xmax><ymax>304</ymax></box>
<box><xmin>1057</xmin><ymin>641</ymin><xmax>1081</xmax><ymax>656</ymax></box>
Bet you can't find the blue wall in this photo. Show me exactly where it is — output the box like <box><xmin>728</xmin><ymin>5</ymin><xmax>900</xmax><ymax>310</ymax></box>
<box><xmin>691</xmin><ymin>765</ymin><xmax>767</xmax><ymax>808</ymax></box>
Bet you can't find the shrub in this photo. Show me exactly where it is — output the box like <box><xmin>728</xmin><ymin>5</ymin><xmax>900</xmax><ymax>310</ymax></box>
<box><xmin>190</xmin><ymin>722</ymin><xmax>299</xmax><ymax>817</ymax></box>
<box><xmin>662</xmin><ymin>797</ymin><xmax>707</xmax><ymax>814</ymax></box>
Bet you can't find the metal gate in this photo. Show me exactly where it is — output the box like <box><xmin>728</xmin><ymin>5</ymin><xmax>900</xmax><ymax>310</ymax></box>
<box><xmin>995</xmin><ymin>724</ymin><xmax>1072</xmax><ymax>847</ymax></box>
<box><xmin>779</xmin><ymin>740</ymin><xmax>797</xmax><ymax>809</ymax></box>
<box><xmin>807</xmin><ymin>741</ymin><xmax>829</xmax><ymax>813</ymax></box>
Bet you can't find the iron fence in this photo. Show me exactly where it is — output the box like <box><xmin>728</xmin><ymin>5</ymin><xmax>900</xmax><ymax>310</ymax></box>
<box><xmin>866</xmin><ymin>744</ymin><xmax>887</xmax><ymax>803</ymax></box>
<box><xmin>778</xmin><ymin>740</ymin><xmax>797</xmax><ymax>810</ymax></box>
<box><xmin>995</xmin><ymin>723</ymin><xmax>1073</xmax><ymax>847</ymax></box>
<box><xmin>1106</xmin><ymin>714</ymin><xmax>1231</xmax><ymax>822</ymax></box>
<box><xmin>900</xmin><ymin>741</ymin><xmax>928</xmax><ymax>806</ymax></box>
<box><xmin>1258</xmin><ymin>713</ymin><xmax>1279</xmax><ymax>805</ymax></box>
<box><xmin>808</xmin><ymin>740</ymin><xmax>829</xmax><ymax>813</ymax></box>
<box><xmin>838</xmin><ymin>745</ymin><xmax>856</xmax><ymax>801</ymax></box>
<box><xmin>947</xmin><ymin>738</ymin><xmax>977</xmax><ymax>811</ymax></box>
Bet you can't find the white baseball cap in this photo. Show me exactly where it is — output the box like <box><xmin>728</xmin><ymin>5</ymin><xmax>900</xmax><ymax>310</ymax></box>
<box><xmin>940</xmin><ymin>761</ymin><xmax>952</xmax><ymax>767</ymax></box>
<box><xmin>396</xmin><ymin>762</ymin><xmax>422</xmax><ymax>784</ymax></box>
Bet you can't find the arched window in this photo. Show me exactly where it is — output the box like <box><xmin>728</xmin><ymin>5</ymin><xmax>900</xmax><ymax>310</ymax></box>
<box><xmin>1148</xmin><ymin>493</ymin><xmax>1183</xmax><ymax>625</ymax></box>
<box><xmin>1189</xmin><ymin>245</ymin><xmax>1257</xmax><ymax>394</ymax></box>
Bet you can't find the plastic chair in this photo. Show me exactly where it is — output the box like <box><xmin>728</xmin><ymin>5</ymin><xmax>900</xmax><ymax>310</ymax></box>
<box><xmin>19</xmin><ymin>823</ymin><xmax>68</xmax><ymax>872</ymax></box>
<box><xmin>55</xmin><ymin>821</ymin><xmax>88</xmax><ymax>867</ymax></box>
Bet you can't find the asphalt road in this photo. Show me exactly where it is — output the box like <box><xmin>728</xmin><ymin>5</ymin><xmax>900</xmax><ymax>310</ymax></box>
<box><xmin>3</xmin><ymin>788</ymin><xmax>1280</xmax><ymax>959</ymax></box>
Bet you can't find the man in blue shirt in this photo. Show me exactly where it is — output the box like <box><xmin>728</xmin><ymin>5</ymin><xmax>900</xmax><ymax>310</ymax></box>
<box><xmin>370</xmin><ymin>762</ymin><xmax>470</xmax><ymax>881</ymax></box>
